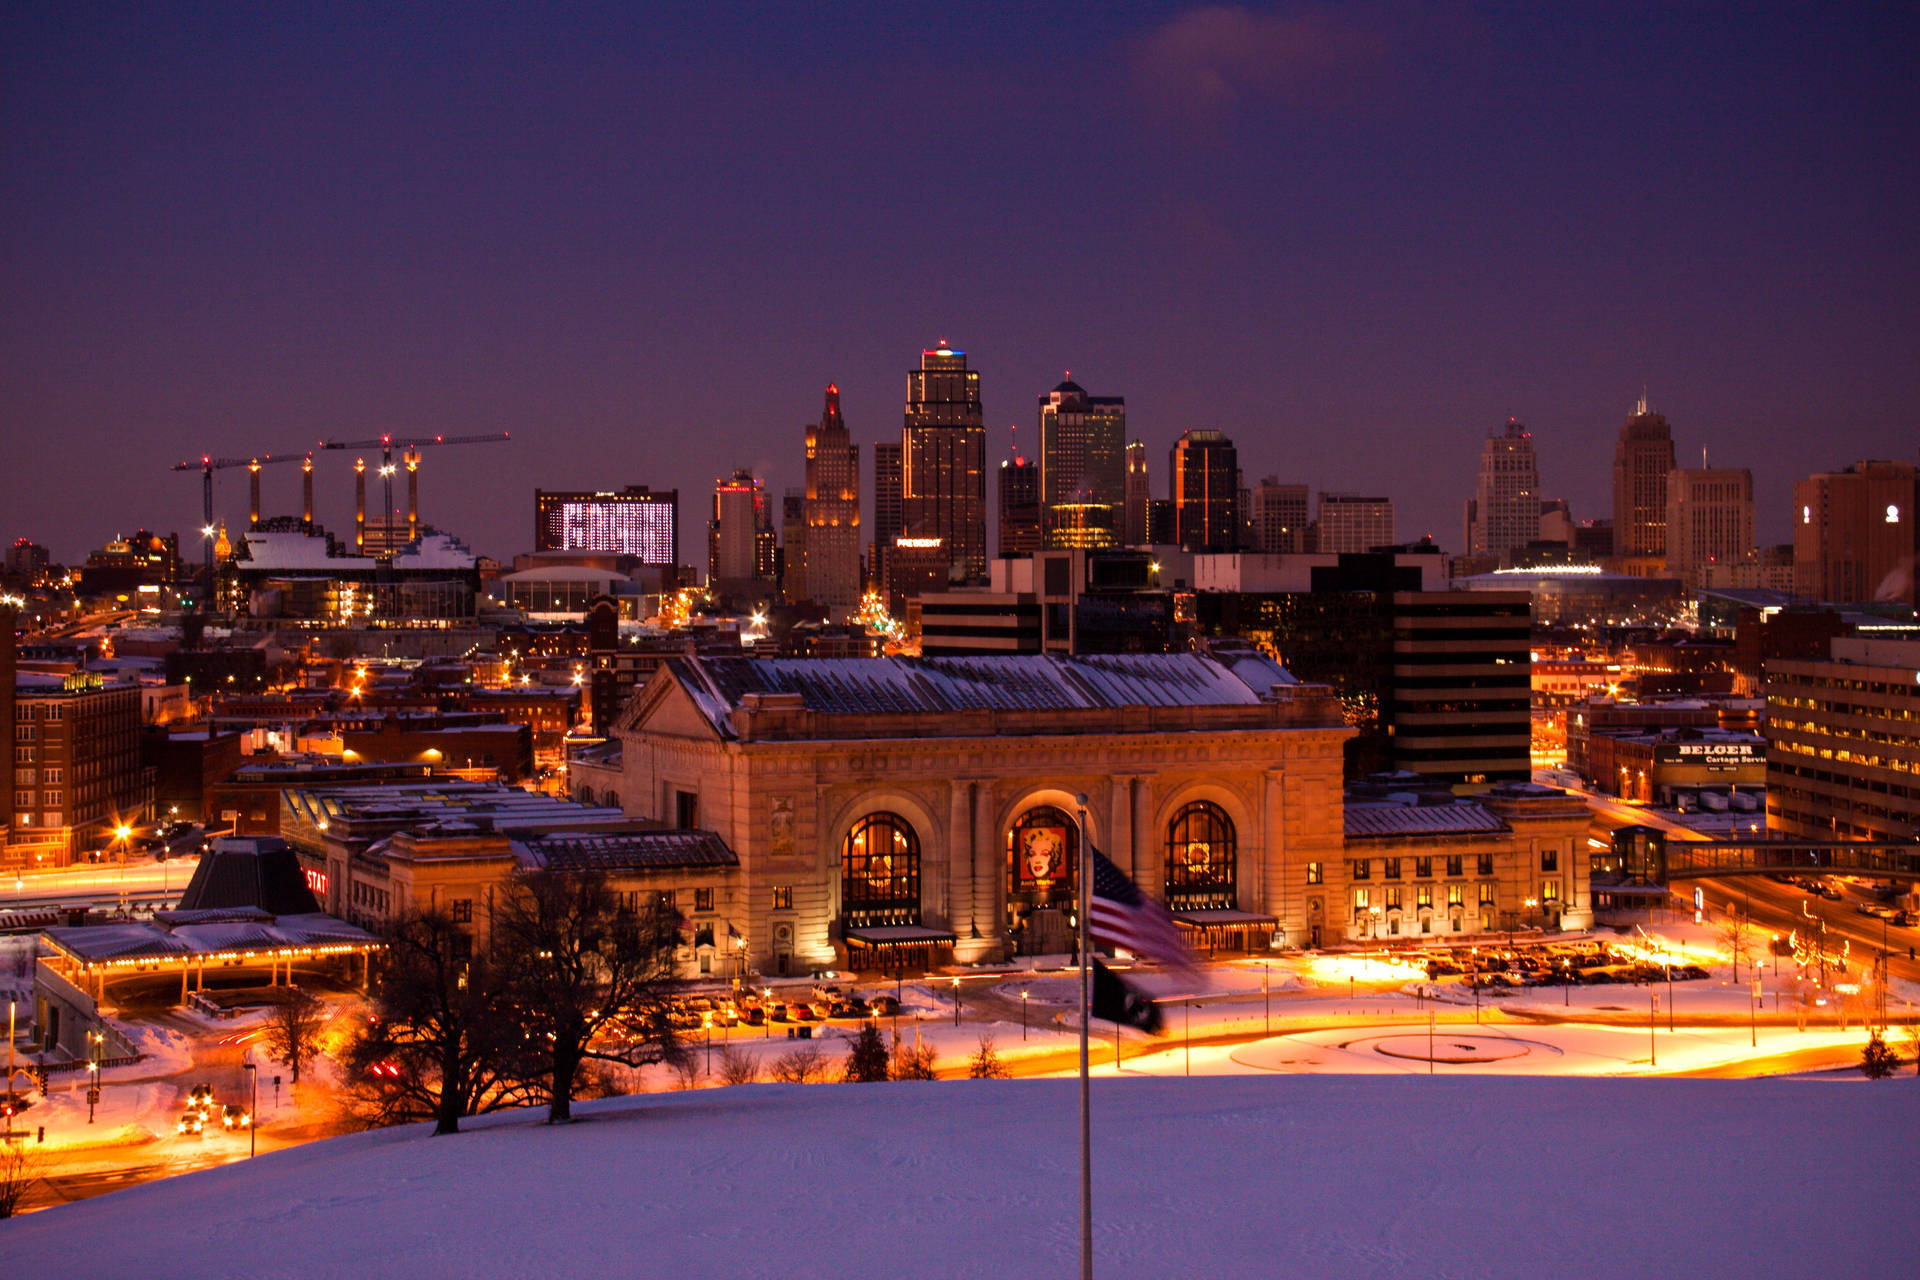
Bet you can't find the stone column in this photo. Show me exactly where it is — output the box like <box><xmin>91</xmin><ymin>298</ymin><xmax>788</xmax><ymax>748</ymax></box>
<box><xmin>975</xmin><ymin>783</ymin><xmax>1003</xmax><ymax>957</ymax></box>
<box><xmin>1261</xmin><ymin>768</ymin><xmax>1286</xmax><ymax>931</ymax></box>
<box><xmin>1109</xmin><ymin>776</ymin><xmax>1135</xmax><ymax>879</ymax></box>
<box><xmin>1132</xmin><ymin>776</ymin><xmax>1157</xmax><ymax>899</ymax></box>
<box><xmin>945</xmin><ymin>779</ymin><xmax>972</xmax><ymax>934</ymax></box>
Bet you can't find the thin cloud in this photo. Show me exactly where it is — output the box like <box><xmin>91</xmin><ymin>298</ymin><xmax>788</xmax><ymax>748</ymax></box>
<box><xmin>1130</xmin><ymin>4</ymin><xmax>1391</xmax><ymax>129</ymax></box>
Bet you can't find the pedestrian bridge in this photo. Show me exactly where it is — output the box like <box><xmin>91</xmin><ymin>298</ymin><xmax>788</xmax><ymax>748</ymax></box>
<box><xmin>1659</xmin><ymin>838</ymin><xmax>1920</xmax><ymax>883</ymax></box>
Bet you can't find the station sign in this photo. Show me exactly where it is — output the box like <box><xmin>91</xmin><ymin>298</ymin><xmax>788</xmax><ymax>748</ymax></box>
<box><xmin>1653</xmin><ymin>740</ymin><xmax>1763</xmax><ymax>767</ymax></box>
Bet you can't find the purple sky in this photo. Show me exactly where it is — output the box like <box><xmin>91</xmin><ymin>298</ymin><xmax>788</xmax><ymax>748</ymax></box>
<box><xmin>4</xmin><ymin>2</ymin><xmax>1915</xmax><ymax>565</ymax></box>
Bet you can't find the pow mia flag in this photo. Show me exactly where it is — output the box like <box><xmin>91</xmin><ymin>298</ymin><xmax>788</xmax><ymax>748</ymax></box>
<box><xmin>1090</xmin><ymin>957</ymin><xmax>1164</xmax><ymax>1034</ymax></box>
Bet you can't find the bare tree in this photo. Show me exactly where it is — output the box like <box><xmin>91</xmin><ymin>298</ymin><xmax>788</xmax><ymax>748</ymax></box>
<box><xmin>1714</xmin><ymin>905</ymin><xmax>1755</xmax><ymax>982</ymax></box>
<box><xmin>890</xmin><ymin>1035</ymin><xmax>937</xmax><ymax>1081</ymax></box>
<box><xmin>768</xmin><ymin>1042</ymin><xmax>826</xmax><ymax>1083</ymax></box>
<box><xmin>967</xmin><ymin>1034</ymin><xmax>1010</xmax><ymax>1079</ymax></box>
<box><xmin>718</xmin><ymin>1044</ymin><xmax>761</xmax><ymax>1086</ymax></box>
<box><xmin>263</xmin><ymin>990</ymin><xmax>326</xmax><ymax>1085</ymax></box>
<box><xmin>1902</xmin><ymin>1022</ymin><xmax>1920</xmax><ymax>1078</ymax></box>
<box><xmin>0</xmin><ymin>1143</ymin><xmax>38</xmax><ymax>1219</ymax></box>
<box><xmin>666</xmin><ymin>1051</ymin><xmax>702</xmax><ymax>1091</ymax></box>
<box><xmin>342</xmin><ymin>911</ymin><xmax>529</xmax><ymax>1135</ymax></box>
<box><xmin>492</xmin><ymin>869</ymin><xmax>682</xmax><ymax>1123</ymax></box>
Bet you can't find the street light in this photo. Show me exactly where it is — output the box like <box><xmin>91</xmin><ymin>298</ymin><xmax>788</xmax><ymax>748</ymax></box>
<box><xmin>1021</xmin><ymin>990</ymin><xmax>1030</xmax><ymax>1041</ymax></box>
<box><xmin>762</xmin><ymin>987</ymin><xmax>773</xmax><ymax>1039</ymax></box>
<box><xmin>242</xmin><ymin>1055</ymin><xmax>258</xmax><ymax>1158</ymax></box>
<box><xmin>951</xmin><ymin>978</ymin><xmax>961</xmax><ymax>1027</ymax></box>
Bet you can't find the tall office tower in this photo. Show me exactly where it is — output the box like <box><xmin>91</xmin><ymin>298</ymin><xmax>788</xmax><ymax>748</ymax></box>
<box><xmin>998</xmin><ymin>436</ymin><xmax>1042</xmax><ymax>557</ymax></box>
<box><xmin>1611</xmin><ymin>395</ymin><xmax>1675</xmax><ymax>562</ymax></box>
<box><xmin>780</xmin><ymin>488</ymin><xmax>808</xmax><ymax>605</ymax></box>
<box><xmin>0</xmin><ymin>597</ymin><xmax>14</xmax><ymax>848</ymax></box>
<box><xmin>1792</xmin><ymin>459</ymin><xmax>1920</xmax><ymax>605</ymax></box>
<box><xmin>871</xmin><ymin>441</ymin><xmax>903</xmax><ymax>589</ymax></box>
<box><xmin>1147</xmin><ymin>499</ymin><xmax>1175</xmax><ymax>546</ymax></box>
<box><xmin>709</xmin><ymin>469</ymin><xmax>768</xmax><ymax>589</ymax></box>
<box><xmin>1169</xmin><ymin>429</ymin><xmax>1239</xmax><ymax>552</ymax></box>
<box><xmin>1038</xmin><ymin>377</ymin><xmax>1125</xmax><ymax>538</ymax></box>
<box><xmin>1386</xmin><ymin>591</ymin><xmax>1533</xmax><ymax>791</ymax></box>
<box><xmin>1123</xmin><ymin>440</ymin><xmax>1150</xmax><ymax>546</ymax></box>
<box><xmin>902</xmin><ymin>344</ymin><xmax>987</xmax><ymax>585</ymax></box>
<box><xmin>1316</xmin><ymin>493</ymin><xmax>1394</xmax><ymax>554</ymax></box>
<box><xmin>803</xmin><ymin>383</ymin><xmax>861</xmax><ymax>607</ymax></box>
<box><xmin>1248</xmin><ymin>477</ymin><xmax>1310</xmax><ymax>553</ymax></box>
<box><xmin>1470</xmin><ymin>419</ymin><xmax>1541</xmax><ymax>559</ymax></box>
<box><xmin>534</xmin><ymin>486</ymin><xmax>677</xmax><ymax>564</ymax></box>
<box><xmin>1665</xmin><ymin>467</ymin><xmax>1755</xmax><ymax>589</ymax></box>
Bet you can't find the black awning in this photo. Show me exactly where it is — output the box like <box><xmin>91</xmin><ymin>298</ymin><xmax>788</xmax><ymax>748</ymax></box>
<box><xmin>844</xmin><ymin>925</ymin><xmax>957</xmax><ymax>947</ymax></box>
<box><xmin>1172</xmin><ymin>909</ymin><xmax>1278</xmax><ymax>927</ymax></box>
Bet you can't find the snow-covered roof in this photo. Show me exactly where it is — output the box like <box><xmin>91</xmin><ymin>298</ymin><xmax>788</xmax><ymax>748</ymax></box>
<box><xmin>498</xmin><ymin>565</ymin><xmax>632</xmax><ymax>584</ymax></box>
<box><xmin>669</xmin><ymin>652</ymin><xmax>1302</xmax><ymax>736</ymax></box>
<box><xmin>1343</xmin><ymin>801</ymin><xmax>1509</xmax><ymax>839</ymax></box>
<box><xmin>391</xmin><ymin>532</ymin><xmax>477</xmax><ymax>571</ymax></box>
<box><xmin>236</xmin><ymin>530</ymin><xmax>376</xmax><ymax>572</ymax></box>
<box><xmin>42</xmin><ymin>910</ymin><xmax>377</xmax><ymax>965</ymax></box>
<box><xmin>515</xmin><ymin>829</ymin><xmax>737</xmax><ymax>871</ymax></box>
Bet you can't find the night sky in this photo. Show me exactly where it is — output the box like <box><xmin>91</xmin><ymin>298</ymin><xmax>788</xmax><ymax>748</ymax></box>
<box><xmin>4</xmin><ymin>2</ymin><xmax>1915</xmax><ymax>565</ymax></box>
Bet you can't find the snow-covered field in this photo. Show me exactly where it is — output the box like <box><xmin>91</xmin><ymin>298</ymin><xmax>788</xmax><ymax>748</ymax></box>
<box><xmin>3</xmin><ymin>1075</ymin><xmax>1914</xmax><ymax>1280</ymax></box>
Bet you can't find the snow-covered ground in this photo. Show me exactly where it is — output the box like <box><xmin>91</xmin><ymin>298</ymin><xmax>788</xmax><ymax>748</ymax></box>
<box><xmin>3</xmin><ymin>1075</ymin><xmax>1913</xmax><ymax>1279</ymax></box>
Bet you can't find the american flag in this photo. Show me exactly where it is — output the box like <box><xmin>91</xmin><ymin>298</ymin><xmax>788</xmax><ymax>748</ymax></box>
<box><xmin>1088</xmin><ymin>846</ymin><xmax>1199</xmax><ymax>980</ymax></box>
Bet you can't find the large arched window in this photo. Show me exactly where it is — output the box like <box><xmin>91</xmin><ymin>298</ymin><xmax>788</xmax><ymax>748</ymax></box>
<box><xmin>1164</xmin><ymin>801</ymin><xmax>1236</xmax><ymax>911</ymax></box>
<box><xmin>841</xmin><ymin>813</ymin><xmax>921</xmax><ymax>928</ymax></box>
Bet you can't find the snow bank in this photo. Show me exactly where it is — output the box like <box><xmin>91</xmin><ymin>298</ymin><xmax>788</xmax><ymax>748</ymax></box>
<box><xmin>3</xmin><ymin>1076</ymin><xmax>1913</xmax><ymax>1279</ymax></box>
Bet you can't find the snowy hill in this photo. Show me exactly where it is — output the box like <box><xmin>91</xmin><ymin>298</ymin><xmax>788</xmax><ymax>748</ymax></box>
<box><xmin>5</xmin><ymin>1076</ymin><xmax>1915</xmax><ymax>1279</ymax></box>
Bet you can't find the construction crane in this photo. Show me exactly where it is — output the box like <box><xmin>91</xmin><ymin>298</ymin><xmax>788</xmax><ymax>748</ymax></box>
<box><xmin>317</xmin><ymin>432</ymin><xmax>510</xmax><ymax>551</ymax></box>
<box><xmin>169</xmin><ymin>451</ymin><xmax>317</xmax><ymax>603</ymax></box>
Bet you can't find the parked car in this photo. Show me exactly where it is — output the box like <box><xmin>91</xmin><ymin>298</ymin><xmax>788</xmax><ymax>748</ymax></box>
<box><xmin>785</xmin><ymin>1003</ymin><xmax>816</xmax><ymax>1022</ymax></box>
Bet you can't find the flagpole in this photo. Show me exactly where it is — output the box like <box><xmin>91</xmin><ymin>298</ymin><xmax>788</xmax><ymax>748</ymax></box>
<box><xmin>1076</xmin><ymin>793</ymin><xmax>1092</xmax><ymax>1280</ymax></box>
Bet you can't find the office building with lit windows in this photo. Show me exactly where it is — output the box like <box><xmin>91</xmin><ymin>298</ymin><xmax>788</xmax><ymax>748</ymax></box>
<box><xmin>1765</xmin><ymin>636</ymin><xmax>1920</xmax><ymax>841</ymax></box>
<box><xmin>1791</xmin><ymin>459</ymin><xmax>1919</xmax><ymax>607</ymax></box>
<box><xmin>901</xmin><ymin>345</ymin><xmax>988</xmax><ymax>585</ymax></box>
<box><xmin>534</xmin><ymin>487</ymin><xmax>678</xmax><ymax>565</ymax></box>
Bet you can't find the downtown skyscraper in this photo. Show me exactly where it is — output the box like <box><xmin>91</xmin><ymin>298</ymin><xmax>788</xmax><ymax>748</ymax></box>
<box><xmin>1170</xmin><ymin>429</ymin><xmax>1239</xmax><ymax>552</ymax></box>
<box><xmin>1612</xmin><ymin>395</ymin><xmax>1675</xmax><ymax>563</ymax></box>
<box><xmin>1466</xmin><ymin>419</ymin><xmax>1540</xmax><ymax>560</ymax></box>
<box><xmin>1037</xmin><ymin>377</ymin><xmax>1125</xmax><ymax>541</ymax></box>
<box><xmin>901</xmin><ymin>345</ymin><xmax>987</xmax><ymax>585</ymax></box>
<box><xmin>803</xmin><ymin>383</ymin><xmax>861</xmax><ymax>607</ymax></box>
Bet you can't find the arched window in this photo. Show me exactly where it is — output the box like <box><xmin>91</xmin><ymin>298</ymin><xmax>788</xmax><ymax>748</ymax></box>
<box><xmin>1164</xmin><ymin>801</ymin><xmax>1236</xmax><ymax>910</ymax></box>
<box><xmin>1006</xmin><ymin>806</ymin><xmax>1078</xmax><ymax>910</ymax></box>
<box><xmin>578</xmin><ymin>786</ymin><xmax>595</xmax><ymax>806</ymax></box>
<box><xmin>841</xmin><ymin>813</ymin><xmax>920</xmax><ymax>927</ymax></box>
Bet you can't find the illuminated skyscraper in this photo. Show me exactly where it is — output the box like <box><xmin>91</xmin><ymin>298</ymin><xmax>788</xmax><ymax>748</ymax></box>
<box><xmin>534</xmin><ymin>487</ymin><xmax>677</xmax><ymax>564</ymax></box>
<box><xmin>871</xmin><ymin>441</ymin><xmax>903</xmax><ymax>589</ymax></box>
<box><xmin>1038</xmin><ymin>377</ymin><xmax>1125</xmax><ymax>538</ymax></box>
<box><xmin>998</xmin><ymin>430</ymin><xmax>1042</xmax><ymax>558</ymax></box>
<box><xmin>804</xmin><ymin>384</ymin><xmax>861</xmax><ymax>607</ymax></box>
<box><xmin>1612</xmin><ymin>396</ymin><xmax>1675</xmax><ymax>562</ymax></box>
<box><xmin>1169</xmin><ymin>429</ymin><xmax>1239</xmax><ymax>552</ymax></box>
<box><xmin>902</xmin><ymin>345</ymin><xmax>987</xmax><ymax>585</ymax></box>
<box><xmin>709</xmin><ymin>469</ymin><xmax>770</xmax><ymax>591</ymax></box>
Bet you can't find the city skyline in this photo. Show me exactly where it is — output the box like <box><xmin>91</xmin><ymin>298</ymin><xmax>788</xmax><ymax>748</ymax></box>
<box><xmin>4</xmin><ymin>4</ymin><xmax>1915</xmax><ymax>564</ymax></box>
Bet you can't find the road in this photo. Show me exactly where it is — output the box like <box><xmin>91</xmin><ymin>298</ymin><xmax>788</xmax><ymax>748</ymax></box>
<box><xmin>0</xmin><ymin>859</ymin><xmax>197</xmax><ymax>912</ymax></box>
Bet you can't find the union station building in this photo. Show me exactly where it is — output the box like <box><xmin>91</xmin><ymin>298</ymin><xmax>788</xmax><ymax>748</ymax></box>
<box><xmin>571</xmin><ymin>650</ymin><xmax>1591</xmax><ymax>977</ymax></box>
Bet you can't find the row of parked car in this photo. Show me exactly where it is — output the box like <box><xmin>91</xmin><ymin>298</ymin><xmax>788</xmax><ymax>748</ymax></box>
<box><xmin>665</xmin><ymin>987</ymin><xmax>906</xmax><ymax>1031</ymax></box>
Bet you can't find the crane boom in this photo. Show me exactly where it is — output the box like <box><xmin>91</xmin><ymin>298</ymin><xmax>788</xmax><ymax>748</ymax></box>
<box><xmin>316</xmin><ymin>432</ymin><xmax>510</xmax><ymax>553</ymax></box>
<box><xmin>316</xmin><ymin>431</ymin><xmax>511</xmax><ymax>451</ymax></box>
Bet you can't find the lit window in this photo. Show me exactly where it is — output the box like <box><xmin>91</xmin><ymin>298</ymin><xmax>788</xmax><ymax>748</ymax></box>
<box><xmin>1888</xmin><ymin>505</ymin><xmax>1902</xmax><ymax>524</ymax></box>
<box><xmin>1305</xmin><ymin>861</ymin><xmax>1323</xmax><ymax>884</ymax></box>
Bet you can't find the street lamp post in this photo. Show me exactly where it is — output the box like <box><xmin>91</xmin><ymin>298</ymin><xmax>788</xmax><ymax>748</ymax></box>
<box><xmin>763</xmin><ymin>988</ymin><xmax>773</xmax><ymax>1038</ymax></box>
<box><xmin>1263</xmin><ymin>963</ymin><xmax>1271</xmax><ymax>1037</ymax></box>
<box><xmin>1650</xmin><ymin>991</ymin><xmax>1658</xmax><ymax>1068</ymax></box>
<box><xmin>1184</xmin><ymin>1000</ymin><xmax>1192</xmax><ymax>1077</ymax></box>
<box><xmin>951</xmin><ymin>978</ymin><xmax>961</xmax><ymax>1027</ymax></box>
<box><xmin>703</xmin><ymin>1014</ymin><xmax>713</xmax><ymax>1076</ymax></box>
<box><xmin>243</xmin><ymin>1056</ymin><xmax>257</xmax><ymax>1158</ymax></box>
<box><xmin>1021</xmin><ymin>990</ymin><xmax>1030</xmax><ymax>1041</ymax></box>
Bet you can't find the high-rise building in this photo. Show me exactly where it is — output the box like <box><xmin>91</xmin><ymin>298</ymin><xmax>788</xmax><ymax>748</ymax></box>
<box><xmin>1468</xmin><ymin>420</ymin><xmax>1540</xmax><ymax>559</ymax></box>
<box><xmin>1248</xmin><ymin>478</ymin><xmax>1310</xmax><ymax>554</ymax></box>
<box><xmin>1038</xmin><ymin>378</ymin><xmax>1125</xmax><ymax>538</ymax></box>
<box><xmin>1147</xmin><ymin>499</ymin><xmax>1175</xmax><ymax>547</ymax></box>
<box><xmin>1123</xmin><ymin>441</ymin><xmax>1150</xmax><ymax>547</ymax></box>
<box><xmin>803</xmin><ymin>384</ymin><xmax>861</xmax><ymax>607</ymax></box>
<box><xmin>534</xmin><ymin>487</ymin><xmax>677</xmax><ymax>565</ymax></box>
<box><xmin>1169</xmin><ymin>429</ymin><xmax>1239</xmax><ymax>552</ymax></box>
<box><xmin>1792</xmin><ymin>459</ymin><xmax>1920</xmax><ymax>605</ymax></box>
<box><xmin>1611</xmin><ymin>396</ymin><xmax>1675</xmax><ymax>562</ymax></box>
<box><xmin>901</xmin><ymin>345</ymin><xmax>987</xmax><ymax>585</ymax></box>
<box><xmin>780</xmin><ymin>488</ymin><xmax>808</xmax><ymax>606</ymax></box>
<box><xmin>998</xmin><ymin>442</ymin><xmax>1042</xmax><ymax>558</ymax></box>
<box><xmin>8</xmin><ymin>670</ymin><xmax>145</xmax><ymax>866</ymax></box>
<box><xmin>1316</xmin><ymin>494</ymin><xmax>1394</xmax><ymax>554</ymax></box>
<box><xmin>1767</xmin><ymin>636</ymin><xmax>1920</xmax><ymax>840</ymax></box>
<box><xmin>1665</xmin><ymin>467</ymin><xmax>1755</xmax><ymax>590</ymax></box>
<box><xmin>871</xmin><ymin>441</ymin><xmax>903</xmax><ymax>590</ymax></box>
<box><xmin>1386</xmin><ymin>591</ymin><xmax>1533</xmax><ymax>791</ymax></box>
<box><xmin>709</xmin><ymin>470</ymin><xmax>768</xmax><ymax>590</ymax></box>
